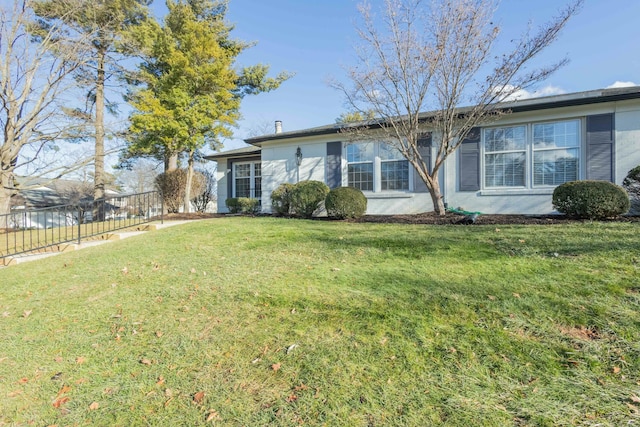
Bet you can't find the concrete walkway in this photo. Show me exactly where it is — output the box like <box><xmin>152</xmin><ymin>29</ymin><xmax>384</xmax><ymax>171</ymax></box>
<box><xmin>1</xmin><ymin>220</ymin><xmax>193</xmax><ymax>267</ymax></box>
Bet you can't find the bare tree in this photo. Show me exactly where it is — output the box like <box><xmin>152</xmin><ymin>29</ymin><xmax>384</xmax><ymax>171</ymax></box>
<box><xmin>334</xmin><ymin>0</ymin><xmax>582</xmax><ymax>215</ymax></box>
<box><xmin>0</xmin><ymin>0</ymin><xmax>88</xmax><ymax>224</ymax></box>
<box><xmin>191</xmin><ymin>168</ymin><xmax>216</xmax><ymax>213</ymax></box>
<box><xmin>115</xmin><ymin>158</ymin><xmax>161</xmax><ymax>194</ymax></box>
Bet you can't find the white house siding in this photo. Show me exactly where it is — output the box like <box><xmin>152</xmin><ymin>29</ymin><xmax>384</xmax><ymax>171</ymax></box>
<box><xmin>443</xmin><ymin>100</ymin><xmax>640</xmax><ymax>215</ymax></box>
<box><xmin>615</xmin><ymin>105</ymin><xmax>640</xmax><ymax>184</ymax></box>
<box><xmin>215</xmin><ymin>161</ymin><xmax>229</xmax><ymax>213</ymax></box>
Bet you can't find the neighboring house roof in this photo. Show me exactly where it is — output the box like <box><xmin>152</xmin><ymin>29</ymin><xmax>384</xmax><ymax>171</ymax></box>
<box><xmin>244</xmin><ymin>86</ymin><xmax>640</xmax><ymax>145</ymax></box>
<box><xmin>203</xmin><ymin>146</ymin><xmax>262</xmax><ymax>161</ymax></box>
<box><xmin>12</xmin><ymin>178</ymin><xmax>121</xmax><ymax>209</ymax></box>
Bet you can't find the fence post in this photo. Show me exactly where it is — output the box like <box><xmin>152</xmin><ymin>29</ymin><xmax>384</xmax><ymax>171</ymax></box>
<box><xmin>77</xmin><ymin>207</ymin><xmax>81</xmax><ymax>245</ymax></box>
<box><xmin>161</xmin><ymin>195</ymin><xmax>164</xmax><ymax>224</ymax></box>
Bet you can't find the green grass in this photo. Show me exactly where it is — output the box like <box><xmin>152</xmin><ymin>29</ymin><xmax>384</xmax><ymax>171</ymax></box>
<box><xmin>0</xmin><ymin>217</ymin><xmax>639</xmax><ymax>426</ymax></box>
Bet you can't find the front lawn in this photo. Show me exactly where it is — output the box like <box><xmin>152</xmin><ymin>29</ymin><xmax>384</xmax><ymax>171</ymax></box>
<box><xmin>1</xmin><ymin>217</ymin><xmax>639</xmax><ymax>426</ymax></box>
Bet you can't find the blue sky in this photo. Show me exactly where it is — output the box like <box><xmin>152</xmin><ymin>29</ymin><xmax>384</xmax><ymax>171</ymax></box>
<box><xmin>152</xmin><ymin>0</ymin><xmax>640</xmax><ymax>153</ymax></box>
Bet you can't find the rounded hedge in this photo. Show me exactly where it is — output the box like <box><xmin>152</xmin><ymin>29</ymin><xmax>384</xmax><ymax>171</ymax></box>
<box><xmin>290</xmin><ymin>180</ymin><xmax>329</xmax><ymax>218</ymax></box>
<box><xmin>325</xmin><ymin>186</ymin><xmax>367</xmax><ymax>219</ymax></box>
<box><xmin>552</xmin><ymin>180</ymin><xmax>629</xmax><ymax>219</ymax></box>
<box><xmin>271</xmin><ymin>183</ymin><xmax>295</xmax><ymax>216</ymax></box>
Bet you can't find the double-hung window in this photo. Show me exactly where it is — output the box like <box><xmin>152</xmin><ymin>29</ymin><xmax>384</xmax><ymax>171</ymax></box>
<box><xmin>483</xmin><ymin>119</ymin><xmax>580</xmax><ymax>189</ymax></box>
<box><xmin>346</xmin><ymin>142</ymin><xmax>409</xmax><ymax>191</ymax></box>
<box><xmin>233</xmin><ymin>161</ymin><xmax>261</xmax><ymax>199</ymax></box>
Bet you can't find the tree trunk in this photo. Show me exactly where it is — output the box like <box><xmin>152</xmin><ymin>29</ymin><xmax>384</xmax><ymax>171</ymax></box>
<box><xmin>183</xmin><ymin>151</ymin><xmax>194</xmax><ymax>213</ymax></box>
<box><xmin>93</xmin><ymin>46</ymin><xmax>106</xmax><ymax>221</ymax></box>
<box><xmin>0</xmin><ymin>172</ymin><xmax>13</xmax><ymax>229</ymax></box>
<box><xmin>165</xmin><ymin>153</ymin><xmax>178</xmax><ymax>172</ymax></box>
<box><xmin>428</xmin><ymin>175</ymin><xmax>447</xmax><ymax>216</ymax></box>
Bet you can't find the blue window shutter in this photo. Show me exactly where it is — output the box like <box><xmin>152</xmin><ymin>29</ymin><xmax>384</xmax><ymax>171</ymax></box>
<box><xmin>326</xmin><ymin>142</ymin><xmax>342</xmax><ymax>189</ymax></box>
<box><xmin>586</xmin><ymin>113</ymin><xmax>615</xmax><ymax>182</ymax></box>
<box><xmin>413</xmin><ymin>134</ymin><xmax>432</xmax><ymax>193</ymax></box>
<box><xmin>225</xmin><ymin>160</ymin><xmax>233</xmax><ymax>198</ymax></box>
<box><xmin>458</xmin><ymin>128</ymin><xmax>481</xmax><ymax>191</ymax></box>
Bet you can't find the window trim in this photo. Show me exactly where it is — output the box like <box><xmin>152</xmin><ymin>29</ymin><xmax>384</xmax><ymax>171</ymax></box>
<box><xmin>481</xmin><ymin>118</ymin><xmax>582</xmax><ymax>192</ymax></box>
<box><xmin>232</xmin><ymin>161</ymin><xmax>261</xmax><ymax>200</ymax></box>
<box><xmin>344</xmin><ymin>142</ymin><xmax>412</xmax><ymax>193</ymax></box>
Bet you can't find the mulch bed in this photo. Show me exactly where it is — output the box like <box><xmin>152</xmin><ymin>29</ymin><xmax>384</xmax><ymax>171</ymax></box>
<box><xmin>164</xmin><ymin>212</ymin><xmax>640</xmax><ymax>225</ymax></box>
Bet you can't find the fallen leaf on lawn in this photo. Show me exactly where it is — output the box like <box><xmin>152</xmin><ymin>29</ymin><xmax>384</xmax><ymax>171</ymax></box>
<box><xmin>331</xmin><ymin>267</ymin><xmax>340</xmax><ymax>271</ymax></box>
<box><xmin>193</xmin><ymin>391</ymin><xmax>205</xmax><ymax>404</ymax></box>
<box><xmin>164</xmin><ymin>397</ymin><xmax>174</xmax><ymax>407</ymax></box>
<box><xmin>512</xmin><ymin>293</ymin><xmax>521</xmax><ymax>298</ymax></box>
<box><xmin>495</xmin><ymin>228</ymin><xmax>501</xmax><ymax>232</ymax></box>
<box><xmin>449</xmin><ymin>347</ymin><xmax>457</xmax><ymax>354</ymax></box>
<box><xmin>205</xmin><ymin>410</ymin><xmax>220</xmax><ymax>422</ymax></box>
<box><xmin>190</xmin><ymin>268</ymin><xmax>197</xmax><ymax>274</ymax></box>
<box><xmin>156</xmin><ymin>376</ymin><xmax>165</xmax><ymax>386</ymax></box>
<box><xmin>121</xmin><ymin>267</ymin><xmax>128</xmax><ymax>274</ymax></box>
<box><xmin>631</xmin><ymin>395</ymin><xmax>640</xmax><ymax>403</ymax></box>
<box><xmin>627</xmin><ymin>403</ymin><xmax>639</xmax><ymax>413</ymax></box>
<box><xmin>286</xmin><ymin>394</ymin><xmax>297</xmax><ymax>402</ymax></box>
<box><xmin>518</xmin><ymin>239</ymin><xmax>525</xmax><ymax>243</ymax></box>
<box><xmin>8</xmin><ymin>390</ymin><xmax>22</xmax><ymax>397</ymax></box>
<box><xmin>76</xmin><ymin>356</ymin><xmax>86</xmax><ymax>364</ymax></box>
<box><xmin>140</xmin><ymin>358</ymin><xmax>152</xmax><ymax>366</ymax></box>
<box><xmin>52</xmin><ymin>397</ymin><xmax>70</xmax><ymax>408</ymax></box>
<box><xmin>2</xmin><ymin>311</ymin><xmax>10</xmax><ymax>317</ymax></box>
<box><xmin>75</xmin><ymin>378</ymin><xmax>87</xmax><ymax>384</ymax></box>
<box><xmin>23</xmin><ymin>310</ymin><xmax>32</xmax><ymax>318</ymax></box>
<box><xmin>57</xmin><ymin>385</ymin><xmax>72</xmax><ymax>396</ymax></box>
<box><xmin>89</xmin><ymin>402</ymin><xmax>99</xmax><ymax>411</ymax></box>
<box><xmin>294</xmin><ymin>384</ymin><xmax>309</xmax><ymax>392</ymax></box>
<box><xmin>271</xmin><ymin>363</ymin><xmax>281</xmax><ymax>372</ymax></box>
<box><xmin>54</xmin><ymin>356</ymin><xmax>63</xmax><ymax>363</ymax></box>
<box><xmin>155</xmin><ymin>331</ymin><xmax>163</xmax><ymax>337</ymax></box>
<box><xmin>17</xmin><ymin>377</ymin><xmax>29</xmax><ymax>384</ymax></box>
<box><xmin>613</xmin><ymin>366</ymin><xmax>621</xmax><ymax>374</ymax></box>
<box><xmin>164</xmin><ymin>388</ymin><xmax>173</xmax><ymax>397</ymax></box>
<box><xmin>487</xmin><ymin>295</ymin><xmax>496</xmax><ymax>300</ymax></box>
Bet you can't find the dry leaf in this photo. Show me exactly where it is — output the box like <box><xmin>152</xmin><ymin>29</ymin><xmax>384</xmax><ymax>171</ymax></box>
<box><xmin>156</xmin><ymin>376</ymin><xmax>165</xmax><ymax>386</ymax></box>
<box><xmin>57</xmin><ymin>385</ymin><xmax>71</xmax><ymax>396</ymax></box>
<box><xmin>205</xmin><ymin>410</ymin><xmax>220</xmax><ymax>422</ymax></box>
<box><xmin>518</xmin><ymin>239</ymin><xmax>526</xmax><ymax>243</ymax></box>
<box><xmin>89</xmin><ymin>402</ymin><xmax>99</xmax><ymax>411</ymax></box>
<box><xmin>155</xmin><ymin>331</ymin><xmax>163</xmax><ymax>337</ymax></box>
<box><xmin>271</xmin><ymin>363</ymin><xmax>281</xmax><ymax>372</ymax></box>
<box><xmin>23</xmin><ymin>310</ymin><xmax>32</xmax><ymax>318</ymax></box>
<box><xmin>294</xmin><ymin>384</ymin><xmax>308</xmax><ymax>391</ymax></box>
<box><xmin>54</xmin><ymin>356</ymin><xmax>63</xmax><ymax>363</ymax></box>
<box><xmin>286</xmin><ymin>394</ymin><xmax>298</xmax><ymax>402</ymax></box>
<box><xmin>627</xmin><ymin>403</ymin><xmax>639</xmax><ymax>413</ymax></box>
<box><xmin>613</xmin><ymin>366</ymin><xmax>621</xmax><ymax>374</ymax></box>
<box><xmin>8</xmin><ymin>390</ymin><xmax>22</xmax><ymax>397</ymax></box>
<box><xmin>121</xmin><ymin>267</ymin><xmax>128</xmax><ymax>274</ymax></box>
<box><xmin>631</xmin><ymin>395</ymin><xmax>640</xmax><ymax>403</ymax></box>
<box><xmin>512</xmin><ymin>293</ymin><xmax>521</xmax><ymax>298</ymax></box>
<box><xmin>52</xmin><ymin>397</ymin><xmax>70</xmax><ymax>408</ymax></box>
<box><xmin>190</xmin><ymin>268</ymin><xmax>197</xmax><ymax>274</ymax></box>
<box><xmin>487</xmin><ymin>295</ymin><xmax>496</xmax><ymax>300</ymax></box>
<box><xmin>18</xmin><ymin>377</ymin><xmax>29</xmax><ymax>384</ymax></box>
<box><xmin>76</xmin><ymin>356</ymin><xmax>86</xmax><ymax>364</ymax></box>
<box><xmin>193</xmin><ymin>391</ymin><xmax>205</xmax><ymax>404</ymax></box>
<box><xmin>140</xmin><ymin>358</ymin><xmax>152</xmax><ymax>366</ymax></box>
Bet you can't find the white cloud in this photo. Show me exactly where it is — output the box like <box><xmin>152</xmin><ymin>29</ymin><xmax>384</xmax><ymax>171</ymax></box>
<box><xmin>606</xmin><ymin>81</ymin><xmax>637</xmax><ymax>89</ymax></box>
<box><xmin>494</xmin><ymin>84</ymin><xmax>566</xmax><ymax>102</ymax></box>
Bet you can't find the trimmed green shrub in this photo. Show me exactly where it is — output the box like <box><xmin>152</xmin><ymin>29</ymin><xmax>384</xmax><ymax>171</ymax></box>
<box><xmin>552</xmin><ymin>180</ymin><xmax>630</xmax><ymax>219</ymax></box>
<box><xmin>226</xmin><ymin>197</ymin><xmax>260</xmax><ymax>214</ymax></box>
<box><xmin>290</xmin><ymin>180</ymin><xmax>330</xmax><ymax>218</ymax></box>
<box><xmin>155</xmin><ymin>169</ymin><xmax>205</xmax><ymax>213</ymax></box>
<box><xmin>325</xmin><ymin>186</ymin><xmax>368</xmax><ymax>219</ymax></box>
<box><xmin>271</xmin><ymin>183</ymin><xmax>295</xmax><ymax>216</ymax></box>
<box><xmin>623</xmin><ymin>165</ymin><xmax>640</xmax><ymax>215</ymax></box>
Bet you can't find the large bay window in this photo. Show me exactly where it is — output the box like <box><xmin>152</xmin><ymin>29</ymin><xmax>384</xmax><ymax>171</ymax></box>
<box><xmin>483</xmin><ymin>119</ymin><xmax>580</xmax><ymax>189</ymax></box>
<box><xmin>347</xmin><ymin>142</ymin><xmax>409</xmax><ymax>192</ymax></box>
<box><xmin>233</xmin><ymin>161</ymin><xmax>261</xmax><ymax>199</ymax></box>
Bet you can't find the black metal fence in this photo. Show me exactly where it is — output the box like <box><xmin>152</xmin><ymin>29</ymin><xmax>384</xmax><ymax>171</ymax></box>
<box><xmin>1</xmin><ymin>191</ymin><xmax>163</xmax><ymax>260</ymax></box>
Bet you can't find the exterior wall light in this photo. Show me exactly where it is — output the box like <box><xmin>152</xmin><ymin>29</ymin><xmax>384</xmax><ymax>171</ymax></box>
<box><xmin>295</xmin><ymin>147</ymin><xmax>303</xmax><ymax>167</ymax></box>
